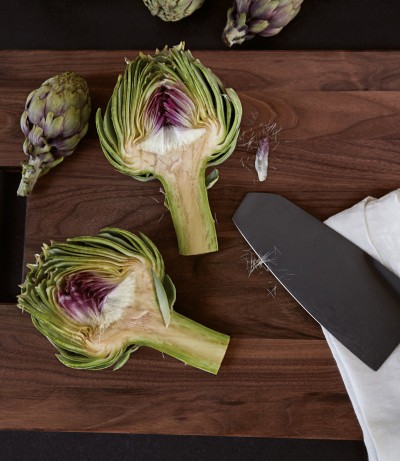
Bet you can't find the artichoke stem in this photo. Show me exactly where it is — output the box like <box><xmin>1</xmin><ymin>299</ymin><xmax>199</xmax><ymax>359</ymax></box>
<box><xmin>17</xmin><ymin>156</ymin><xmax>44</xmax><ymax>197</ymax></box>
<box><xmin>159</xmin><ymin>167</ymin><xmax>218</xmax><ymax>256</ymax></box>
<box><xmin>139</xmin><ymin>311</ymin><xmax>230</xmax><ymax>375</ymax></box>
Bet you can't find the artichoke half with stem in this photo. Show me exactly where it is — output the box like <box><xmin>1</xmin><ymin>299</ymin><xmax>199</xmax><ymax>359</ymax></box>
<box><xmin>143</xmin><ymin>0</ymin><xmax>205</xmax><ymax>21</ymax></box>
<box><xmin>223</xmin><ymin>0</ymin><xmax>304</xmax><ymax>47</ymax></box>
<box><xmin>96</xmin><ymin>43</ymin><xmax>242</xmax><ymax>256</ymax></box>
<box><xmin>18</xmin><ymin>227</ymin><xmax>230</xmax><ymax>374</ymax></box>
<box><xmin>18</xmin><ymin>72</ymin><xmax>91</xmax><ymax>197</ymax></box>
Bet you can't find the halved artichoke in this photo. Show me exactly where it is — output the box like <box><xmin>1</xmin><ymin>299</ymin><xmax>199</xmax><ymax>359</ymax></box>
<box><xmin>96</xmin><ymin>43</ymin><xmax>242</xmax><ymax>256</ymax></box>
<box><xmin>18</xmin><ymin>228</ymin><xmax>230</xmax><ymax>373</ymax></box>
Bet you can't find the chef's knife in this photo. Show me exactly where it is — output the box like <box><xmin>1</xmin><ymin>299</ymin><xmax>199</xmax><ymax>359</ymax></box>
<box><xmin>233</xmin><ymin>193</ymin><xmax>400</xmax><ymax>370</ymax></box>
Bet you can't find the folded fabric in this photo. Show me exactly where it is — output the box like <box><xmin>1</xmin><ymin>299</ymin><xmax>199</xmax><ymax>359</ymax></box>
<box><xmin>324</xmin><ymin>190</ymin><xmax>400</xmax><ymax>461</ymax></box>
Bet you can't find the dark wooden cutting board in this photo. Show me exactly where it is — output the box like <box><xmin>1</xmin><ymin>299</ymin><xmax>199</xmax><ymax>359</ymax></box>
<box><xmin>1</xmin><ymin>50</ymin><xmax>400</xmax><ymax>439</ymax></box>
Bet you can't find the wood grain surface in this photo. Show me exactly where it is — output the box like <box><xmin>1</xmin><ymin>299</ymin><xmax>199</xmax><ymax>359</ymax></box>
<box><xmin>1</xmin><ymin>50</ymin><xmax>400</xmax><ymax>439</ymax></box>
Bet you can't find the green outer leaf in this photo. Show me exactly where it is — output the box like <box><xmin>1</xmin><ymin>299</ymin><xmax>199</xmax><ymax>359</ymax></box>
<box><xmin>208</xmin><ymin>88</ymin><xmax>242</xmax><ymax>166</ymax></box>
<box><xmin>152</xmin><ymin>270</ymin><xmax>171</xmax><ymax>327</ymax></box>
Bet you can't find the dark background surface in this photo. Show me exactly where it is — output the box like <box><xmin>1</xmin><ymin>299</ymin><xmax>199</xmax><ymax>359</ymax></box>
<box><xmin>0</xmin><ymin>0</ymin><xmax>400</xmax><ymax>51</ymax></box>
<box><xmin>2</xmin><ymin>0</ymin><xmax>400</xmax><ymax>459</ymax></box>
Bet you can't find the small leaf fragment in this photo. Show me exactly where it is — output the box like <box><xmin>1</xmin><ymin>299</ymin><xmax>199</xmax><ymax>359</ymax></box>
<box><xmin>255</xmin><ymin>136</ymin><xmax>269</xmax><ymax>182</ymax></box>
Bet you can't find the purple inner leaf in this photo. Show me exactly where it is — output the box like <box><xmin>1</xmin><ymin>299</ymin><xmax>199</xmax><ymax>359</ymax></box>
<box><xmin>255</xmin><ymin>135</ymin><xmax>269</xmax><ymax>182</ymax></box>
<box><xmin>146</xmin><ymin>81</ymin><xmax>195</xmax><ymax>133</ymax></box>
<box><xmin>57</xmin><ymin>271</ymin><xmax>116</xmax><ymax>324</ymax></box>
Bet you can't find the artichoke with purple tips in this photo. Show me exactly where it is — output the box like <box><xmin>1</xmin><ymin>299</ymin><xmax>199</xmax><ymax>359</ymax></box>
<box><xmin>223</xmin><ymin>0</ymin><xmax>304</xmax><ymax>47</ymax></box>
<box><xmin>18</xmin><ymin>72</ymin><xmax>91</xmax><ymax>197</ymax></box>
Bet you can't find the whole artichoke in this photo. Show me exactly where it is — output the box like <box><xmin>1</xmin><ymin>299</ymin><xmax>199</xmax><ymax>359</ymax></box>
<box><xmin>143</xmin><ymin>0</ymin><xmax>204</xmax><ymax>21</ymax></box>
<box><xmin>223</xmin><ymin>0</ymin><xmax>304</xmax><ymax>47</ymax></box>
<box><xmin>18</xmin><ymin>72</ymin><xmax>91</xmax><ymax>197</ymax></box>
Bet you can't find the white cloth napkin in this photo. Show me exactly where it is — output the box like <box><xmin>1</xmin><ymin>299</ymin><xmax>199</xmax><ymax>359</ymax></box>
<box><xmin>323</xmin><ymin>189</ymin><xmax>400</xmax><ymax>461</ymax></box>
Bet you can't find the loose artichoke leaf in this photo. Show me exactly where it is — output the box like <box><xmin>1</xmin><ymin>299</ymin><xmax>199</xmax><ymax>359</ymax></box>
<box><xmin>162</xmin><ymin>274</ymin><xmax>176</xmax><ymax>308</ymax></box>
<box><xmin>205</xmin><ymin>169</ymin><xmax>219</xmax><ymax>189</ymax></box>
<box><xmin>152</xmin><ymin>270</ymin><xmax>171</xmax><ymax>327</ymax></box>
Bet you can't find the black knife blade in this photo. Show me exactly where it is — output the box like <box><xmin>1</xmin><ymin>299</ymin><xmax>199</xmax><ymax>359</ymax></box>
<box><xmin>233</xmin><ymin>193</ymin><xmax>400</xmax><ymax>370</ymax></box>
